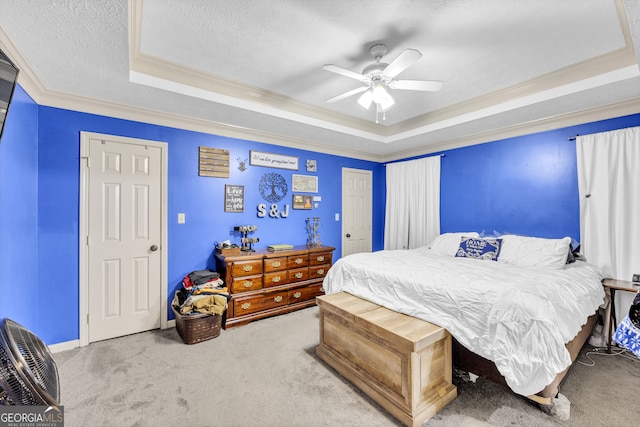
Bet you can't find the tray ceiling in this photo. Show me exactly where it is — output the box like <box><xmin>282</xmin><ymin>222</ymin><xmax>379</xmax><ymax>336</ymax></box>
<box><xmin>1</xmin><ymin>0</ymin><xmax>639</xmax><ymax>161</ymax></box>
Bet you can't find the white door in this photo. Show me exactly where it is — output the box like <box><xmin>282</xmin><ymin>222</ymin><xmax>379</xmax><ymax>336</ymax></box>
<box><xmin>86</xmin><ymin>135</ymin><xmax>163</xmax><ymax>342</ymax></box>
<box><xmin>342</xmin><ymin>168</ymin><xmax>373</xmax><ymax>257</ymax></box>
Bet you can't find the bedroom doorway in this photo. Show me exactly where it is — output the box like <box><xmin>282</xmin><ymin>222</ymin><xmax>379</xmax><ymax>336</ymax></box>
<box><xmin>79</xmin><ymin>132</ymin><xmax>168</xmax><ymax>345</ymax></box>
<box><xmin>341</xmin><ymin>168</ymin><xmax>372</xmax><ymax>257</ymax></box>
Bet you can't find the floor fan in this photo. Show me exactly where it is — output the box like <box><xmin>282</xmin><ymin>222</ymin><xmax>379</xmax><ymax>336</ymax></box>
<box><xmin>0</xmin><ymin>318</ymin><xmax>60</xmax><ymax>406</ymax></box>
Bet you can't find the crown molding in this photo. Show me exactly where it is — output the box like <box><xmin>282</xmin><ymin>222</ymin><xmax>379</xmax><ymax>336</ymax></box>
<box><xmin>1</xmin><ymin>6</ymin><xmax>639</xmax><ymax>166</ymax></box>
<box><xmin>128</xmin><ymin>0</ymin><xmax>639</xmax><ymax>147</ymax></box>
<box><xmin>128</xmin><ymin>0</ymin><xmax>385</xmax><ymax>141</ymax></box>
<box><xmin>0</xmin><ymin>27</ymin><xmax>47</xmax><ymax>104</ymax></box>
<box><xmin>384</xmin><ymin>97</ymin><xmax>640</xmax><ymax>162</ymax></box>
<box><xmin>0</xmin><ymin>24</ymin><xmax>385</xmax><ymax>161</ymax></box>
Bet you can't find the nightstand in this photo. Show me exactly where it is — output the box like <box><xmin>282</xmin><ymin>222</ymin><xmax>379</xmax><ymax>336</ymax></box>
<box><xmin>603</xmin><ymin>278</ymin><xmax>640</xmax><ymax>353</ymax></box>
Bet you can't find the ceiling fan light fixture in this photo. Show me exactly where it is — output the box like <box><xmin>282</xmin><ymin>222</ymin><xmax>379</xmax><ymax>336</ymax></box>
<box><xmin>323</xmin><ymin>43</ymin><xmax>441</xmax><ymax>120</ymax></box>
<box><xmin>378</xmin><ymin>95</ymin><xmax>395</xmax><ymax>111</ymax></box>
<box><xmin>357</xmin><ymin>89</ymin><xmax>374</xmax><ymax>109</ymax></box>
<box><xmin>372</xmin><ymin>82</ymin><xmax>394</xmax><ymax>110</ymax></box>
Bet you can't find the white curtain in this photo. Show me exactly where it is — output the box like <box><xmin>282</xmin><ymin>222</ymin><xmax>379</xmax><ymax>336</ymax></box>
<box><xmin>384</xmin><ymin>156</ymin><xmax>440</xmax><ymax>250</ymax></box>
<box><xmin>576</xmin><ymin>126</ymin><xmax>640</xmax><ymax>322</ymax></box>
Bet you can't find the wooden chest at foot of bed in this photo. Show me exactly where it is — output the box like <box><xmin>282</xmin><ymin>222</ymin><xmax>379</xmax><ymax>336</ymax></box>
<box><xmin>316</xmin><ymin>292</ymin><xmax>457</xmax><ymax>427</ymax></box>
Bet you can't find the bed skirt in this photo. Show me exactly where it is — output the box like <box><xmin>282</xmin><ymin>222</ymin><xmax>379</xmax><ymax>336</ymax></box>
<box><xmin>452</xmin><ymin>312</ymin><xmax>598</xmax><ymax>404</ymax></box>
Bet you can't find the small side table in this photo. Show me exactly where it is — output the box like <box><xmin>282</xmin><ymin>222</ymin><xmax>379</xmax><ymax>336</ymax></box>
<box><xmin>603</xmin><ymin>278</ymin><xmax>639</xmax><ymax>353</ymax></box>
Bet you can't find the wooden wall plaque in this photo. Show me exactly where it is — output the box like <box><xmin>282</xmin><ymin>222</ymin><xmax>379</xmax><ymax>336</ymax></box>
<box><xmin>199</xmin><ymin>147</ymin><xmax>230</xmax><ymax>178</ymax></box>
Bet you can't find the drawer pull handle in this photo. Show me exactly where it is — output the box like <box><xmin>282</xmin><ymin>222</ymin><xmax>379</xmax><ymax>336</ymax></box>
<box><xmin>243</xmin><ymin>265</ymin><xmax>253</xmax><ymax>272</ymax></box>
<box><xmin>272</xmin><ymin>275</ymin><xmax>281</xmax><ymax>283</ymax></box>
<box><xmin>274</xmin><ymin>296</ymin><xmax>283</xmax><ymax>303</ymax></box>
<box><xmin>243</xmin><ymin>281</ymin><xmax>252</xmax><ymax>288</ymax></box>
<box><xmin>295</xmin><ymin>272</ymin><xmax>303</xmax><ymax>279</ymax></box>
<box><xmin>293</xmin><ymin>292</ymin><xmax>302</xmax><ymax>299</ymax></box>
<box><xmin>317</xmin><ymin>268</ymin><xmax>325</xmax><ymax>275</ymax></box>
<box><xmin>294</xmin><ymin>258</ymin><xmax>303</xmax><ymax>264</ymax></box>
<box><xmin>241</xmin><ymin>302</ymin><xmax>251</xmax><ymax>310</ymax></box>
<box><xmin>272</xmin><ymin>261</ymin><xmax>281</xmax><ymax>267</ymax></box>
<box><xmin>317</xmin><ymin>256</ymin><xmax>325</xmax><ymax>262</ymax></box>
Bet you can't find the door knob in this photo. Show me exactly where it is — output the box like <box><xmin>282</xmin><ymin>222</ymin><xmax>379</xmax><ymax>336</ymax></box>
<box><xmin>150</xmin><ymin>244</ymin><xmax>158</xmax><ymax>251</ymax></box>
<box><xmin>346</xmin><ymin>234</ymin><xmax>351</xmax><ymax>238</ymax></box>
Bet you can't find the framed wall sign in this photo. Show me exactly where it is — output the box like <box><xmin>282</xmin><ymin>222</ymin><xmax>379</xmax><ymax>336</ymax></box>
<box><xmin>292</xmin><ymin>194</ymin><xmax>313</xmax><ymax>210</ymax></box>
<box><xmin>224</xmin><ymin>185</ymin><xmax>245</xmax><ymax>212</ymax></box>
<box><xmin>250</xmin><ymin>150</ymin><xmax>299</xmax><ymax>170</ymax></box>
<box><xmin>292</xmin><ymin>174</ymin><xmax>318</xmax><ymax>193</ymax></box>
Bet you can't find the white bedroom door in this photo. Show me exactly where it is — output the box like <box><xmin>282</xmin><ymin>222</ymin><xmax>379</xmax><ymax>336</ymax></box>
<box><xmin>342</xmin><ymin>168</ymin><xmax>372</xmax><ymax>257</ymax></box>
<box><xmin>86</xmin><ymin>135</ymin><xmax>163</xmax><ymax>343</ymax></box>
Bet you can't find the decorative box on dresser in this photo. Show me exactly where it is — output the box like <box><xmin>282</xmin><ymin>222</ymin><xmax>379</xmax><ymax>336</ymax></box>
<box><xmin>215</xmin><ymin>245</ymin><xmax>334</xmax><ymax>328</ymax></box>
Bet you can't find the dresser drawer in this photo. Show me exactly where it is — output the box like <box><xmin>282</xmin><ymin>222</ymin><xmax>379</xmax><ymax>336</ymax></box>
<box><xmin>234</xmin><ymin>291</ymin><xmax>289</xmax><ymax>316</ymax></box>
<box><xmin>287</xmin><ymin>254</ymin><xmax>309</xmax><ymax>269</ymax></box>
<box><xmin>288</xmin><ymin>284</ymin><xmax>323</xmax><ymax>304</ymax></box>
<box><xmin>264</xmin><ymin>256</ymin><xmax>287</xmax><ymax>272</ymax></box>
<box><xmin>230</xmin><ymin>260</ymin><xmax>263</xmax><ymax>277</ymax></box>
<box><xmin>288</xmin><ymin>267</ymin><xmax>309</xmax><ymax>283</ymax></box>
<box><xmin>264</xmin><ymin>271</ymin><xmax>288</xmax><ymax>288</ymax></box>
<box><xmin>309</xmin><ymin>251</ymin><xmax>332</xmax><ymax>266</ymax></box>
<box><xmin>309</xmin><ymin>264</ymin><xmax>330</xmax><ymax>280</ymax></box>
<box><xmin>230</xmin><ymin>275</ymin><xmax>263</xmax><ymax>293</ymax></box>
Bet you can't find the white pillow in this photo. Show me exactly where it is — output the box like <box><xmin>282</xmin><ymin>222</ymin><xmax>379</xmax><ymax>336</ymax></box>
<box><xmin>498</xmin><ymin>235</ymin><xmax>571</xmax><ymax>269</ymax></box>
<box><xmin>429</xmin><ymin>232</ymin><xmax>480</xmax><ymax>257</ymax></box>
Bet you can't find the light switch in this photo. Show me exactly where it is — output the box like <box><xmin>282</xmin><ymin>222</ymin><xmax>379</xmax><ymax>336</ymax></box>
<box><xmin>335</xmin><ymin>213</ymin><xmax>340</xmax><ymax>221</ymax></box>
<box><xmin>178</xmin><ymin>213</ymin><xmax>185</xmax><ymax>224</ymax></box>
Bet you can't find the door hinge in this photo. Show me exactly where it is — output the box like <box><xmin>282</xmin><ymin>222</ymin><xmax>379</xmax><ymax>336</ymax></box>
<box><xmin>86</xmin><ymin>313</ymin><xmax>89</xmax><ymax>324</ymax></box>
<box><xmin>86</xmin><ymin>235</ymin><xmax>90</xmax><ymax>245</ymax></box>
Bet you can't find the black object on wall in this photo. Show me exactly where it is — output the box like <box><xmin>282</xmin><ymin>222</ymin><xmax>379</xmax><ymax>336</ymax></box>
<box><xmin>0</xmin><ymin>48</ymin><xmax>19</xmax><ymax>143</ymax></box>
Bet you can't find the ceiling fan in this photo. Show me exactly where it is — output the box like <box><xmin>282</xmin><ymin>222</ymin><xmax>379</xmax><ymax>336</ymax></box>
<box><xmin>323</xmin><ymin>44</ymin><xmax>443</xmax><ymax>122</ymax></box>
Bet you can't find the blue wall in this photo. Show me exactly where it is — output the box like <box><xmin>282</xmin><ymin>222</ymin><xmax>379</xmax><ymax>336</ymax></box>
<box><xmin>29</xmin><ymin>100</ymin><xmax>385</xmax><ymax>344</ymax></box>
<box><xmin>439</xmin><ymin>114</ymin><xmax>640</xmax><ymax>240</ymax></box>
<box><xmin>0</xmin><ymin>86</ymin><xmax>39</xmax><ymax>329</ymax></box>
<box><xmin>1</xmin><ymin>81</ymin><xmax>639</xmax><ymax>345</ymax></box>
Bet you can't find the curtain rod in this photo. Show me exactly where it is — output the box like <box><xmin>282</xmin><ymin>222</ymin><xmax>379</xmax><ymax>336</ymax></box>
<box><xmin>567</xmin><ymin>135</ymin><xmax>579</xmax><ymax>141</ymax></box>
<box><xmin>383</xmin><ymin>153</ymin><xmax>445</xmax><ymax>166</ymax></box>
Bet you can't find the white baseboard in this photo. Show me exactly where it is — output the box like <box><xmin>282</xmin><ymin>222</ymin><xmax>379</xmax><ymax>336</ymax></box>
<box><xmin>48</xmin><ymin>340</ymin><xmax>80</xmax><ymax>354</ymax></box>
<box><xmin>47</xmin><ymin>322</ymin><xmax>176</xmax><ymax>353</ymax></box>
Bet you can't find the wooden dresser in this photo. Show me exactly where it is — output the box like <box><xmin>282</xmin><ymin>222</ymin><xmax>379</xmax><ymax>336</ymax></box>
<box><xmin>215</xmin><ymin>245</ymin><xmax>334</xmax><ymax>328</ymax></box>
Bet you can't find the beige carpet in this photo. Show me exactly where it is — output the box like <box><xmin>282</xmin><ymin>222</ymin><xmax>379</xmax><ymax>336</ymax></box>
<box><xmin>53</xmin><ymin>306</ymin><xmax>640</xmax><ymax>427</ymax></box>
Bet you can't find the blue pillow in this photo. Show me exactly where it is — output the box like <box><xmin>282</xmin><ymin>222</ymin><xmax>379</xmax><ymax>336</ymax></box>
<box><xmin>455</xmin><ymin>237</ymin><xmax>502</xmax><ymax>261</ymax></box>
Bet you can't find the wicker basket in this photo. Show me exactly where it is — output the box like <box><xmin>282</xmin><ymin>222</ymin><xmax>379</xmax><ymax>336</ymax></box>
<box><xmin>171</xmin><ymin>305</ymin><xmax>222</xmax><ymax>345</ymax></box>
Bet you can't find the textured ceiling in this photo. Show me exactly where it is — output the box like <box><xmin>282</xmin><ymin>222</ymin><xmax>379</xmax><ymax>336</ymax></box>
<box><xmin>1</xmin><ymin>0</ymin><xmax>639</xmax><ymax>161</ymax></box>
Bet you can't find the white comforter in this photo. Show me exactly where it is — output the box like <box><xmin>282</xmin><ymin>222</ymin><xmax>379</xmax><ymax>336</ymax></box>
<box><xmin>322</xmin><ymin>247</ymin><xmax>604</xmax><ymax>396</ymax></box>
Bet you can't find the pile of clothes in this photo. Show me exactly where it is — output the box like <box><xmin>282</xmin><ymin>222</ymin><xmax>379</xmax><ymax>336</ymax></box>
<box><xmin>172</xmin><ymin>270</ymin><xmax>229</xmax><ymax>317</ymax></box>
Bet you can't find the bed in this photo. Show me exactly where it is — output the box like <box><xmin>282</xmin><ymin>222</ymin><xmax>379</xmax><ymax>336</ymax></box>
<box><xmin>321</xmin><ymin>233</ymin><xmax>605</xmax><ymax>403</ymax></box>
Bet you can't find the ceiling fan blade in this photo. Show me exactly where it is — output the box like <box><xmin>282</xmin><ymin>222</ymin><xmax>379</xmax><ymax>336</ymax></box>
<box><xmin>389</xmin><ymin>79</ymin><xmax>444</xmax><ymax>92</ymax></box>
<box><xmin>322</xmin><ymin>64</ymin><xmax>368</xmax><ymax>82</ymax></box>
<box><xmin>325</xmin><ymin>86</ymin><xmax>369</xmax><ymax>103</ymax></box>
<box><xmin>382</xmin><ymin>48</ymin><xmax>422</xmax><ymax>78</ymax></box>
